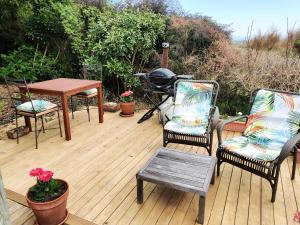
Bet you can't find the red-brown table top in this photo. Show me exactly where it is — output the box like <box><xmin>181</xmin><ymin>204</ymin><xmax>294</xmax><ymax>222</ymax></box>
<box><xmin>25</xmin><ymin>78</ymin><xmax>101</xmax><ymax>95</ymax></box>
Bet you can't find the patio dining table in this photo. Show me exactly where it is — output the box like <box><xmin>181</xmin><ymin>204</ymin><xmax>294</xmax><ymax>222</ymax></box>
<box><xmin>19</xmin><ymin>78</ymin><xmax>103</xmax><ymax>141</ymax></box>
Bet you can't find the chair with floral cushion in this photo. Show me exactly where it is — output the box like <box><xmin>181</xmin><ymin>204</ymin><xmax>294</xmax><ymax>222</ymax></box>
<box><xmin>163</xmin><ymin>80</ymin><xmax>219</xmax><ymax>155</ymax></box>
<box><xmin>70</xmin><ymin>87</ymin><xmax>97</xmax><ymax>122</ymax></box>
<box><xmin>70</xmin><ymin>67</ymin><xmax>101</xmax><ymax>122</ymax></box>
<box><xmin>217</xmin><ymin>88</ymin><xmax>300</xmax><ymax>202</ymax></box>
<box><xmin>4</xmin><ymin>77</ymin><xmax>62</xmax><ymax>149</ymax></box>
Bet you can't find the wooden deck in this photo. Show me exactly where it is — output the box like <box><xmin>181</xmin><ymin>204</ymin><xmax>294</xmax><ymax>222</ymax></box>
<box><xmin>1</xmin><ymin>110</ymin><xmax>299</xmax><ymax>225</ymax></box>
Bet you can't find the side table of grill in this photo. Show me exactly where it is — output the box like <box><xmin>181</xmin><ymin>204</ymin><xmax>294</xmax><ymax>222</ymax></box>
<box><xmin>136</xmin><ymin>147</ymin><xmax>216</xmax><ymax>224</ymax></box>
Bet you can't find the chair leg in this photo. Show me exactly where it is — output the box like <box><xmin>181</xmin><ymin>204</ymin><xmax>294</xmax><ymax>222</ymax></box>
<box><xmin>217</xmin><ymin>160</ymin><xmax>221</xmax><ymax>176</ymax></box>
<box><xmin>271</xmin><ymin>183</ymin><xmax>278</xmax><ymax>203</ymax></box>
<box><xmin>271</xmin><ymin>166</ymin><xmax>280</xmax><ymax>202</ymax></box>
<box><xmin>208</xmin><ymin>133</ymin><xmax>213</xmax><ymax>156</ymax></box>
<box><xmin>34</xmin><ymin>117</ymin><xmax>38</xmax><ymax>149</ymax></box>
<box><xmin>86</xmin><ymin>98</ymin><xmax>90</xmax><ymax>122</ymax></box>
<box><xmin>41</xmin><ymin>116</ymin><xmax>45</xmax><ymax>133</ymax></box>
<box><xmin>71</xmin><ymin>96</ymin><xmax>74</xmax><ymax>119</ymax></box>
<box><xmin>15</xmin><ymin>112</ymin><xmax>19</xmax><ymax>144</ymax></box>
<box><xmin>292</xmin><ymin>148</ymin><xmax>297</xmax><ymax>180</ymax></box>
<box><xmin>57</xmin><ymin>110</ymin><xmax>63</xmax><ymax>137</ymax></box>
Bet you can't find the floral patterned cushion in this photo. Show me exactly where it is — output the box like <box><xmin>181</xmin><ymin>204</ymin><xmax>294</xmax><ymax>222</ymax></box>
<box><xmin>222</xmin><ymin>136</ymin><xmax>287</xmax><ymax>161</ymax></box>
<box><xmin>17</xmin><ymin>100</ymin><xmax>57</xmax><ymax>113</ymax></box>
<box><xmin>223</xmin><ymin>89</ymin><xmax>300</xmax><ymax>161</ymax></box>
<box><xmin>78</xmin><ymin>88</ymin><xmax>97</xmax><ymax>95</ymax></box>
<box><xmin>164</xmin><ymin>120</ymin><xmax>207</xmax><ymax>136</ymax></box>
<box><xmin>164</xmin><ymin>81</ymin><xmax>213</xmax><ymax>135</ymax></box>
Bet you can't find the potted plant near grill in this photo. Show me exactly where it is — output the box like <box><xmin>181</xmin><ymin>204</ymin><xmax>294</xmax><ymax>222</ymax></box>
<box><xmin>26</xmin><ymin>168</ymin><xmax>69</xmax><ymax>225</ymax></box>
<box><xmin>120</xmin><ymin>90</ymin><xmax>135</xmax><ymax>117</ymax></box>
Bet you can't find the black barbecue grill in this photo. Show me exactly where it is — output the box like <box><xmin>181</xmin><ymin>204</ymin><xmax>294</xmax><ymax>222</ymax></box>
<box><xmin>134</xmin><ymin>68</ymin><xmax>193</xmax><ymax>124</ymax></box>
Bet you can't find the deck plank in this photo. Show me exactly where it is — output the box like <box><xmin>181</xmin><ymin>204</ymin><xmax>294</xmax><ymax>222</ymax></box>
<box><xmin>1</xmin><ymin>110</ymin><xmax>299</xmax><ymax>225</ymax></box>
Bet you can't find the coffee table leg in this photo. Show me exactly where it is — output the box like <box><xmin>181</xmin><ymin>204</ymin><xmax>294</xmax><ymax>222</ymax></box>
<box><xmin>210</xmin><ymin>168</ymin><xmax>215</xmax><ymax>185</ymax></box>
<box><xmin>137</xmin><ymin>178</ymin><xmax>143</xmax><ymax>204</ymax></box>
<box><xmin>198</xmin><ymin>195</ymin><xmax>205</xmax><ymax>224</ymax></box>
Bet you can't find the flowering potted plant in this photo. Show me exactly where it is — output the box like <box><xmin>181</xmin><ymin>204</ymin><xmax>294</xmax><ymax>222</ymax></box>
<box><xmin>294</xmin><ymin>211</ymin><xmax>300</xmax><ymax>223</ymax></box>
<box><xmin>223</xmin><ymin>112</ymin><xmax>247</xmax><ymax>133</ymax></box>
<box><xmin>26</xmin><ymin>168</ymin><xmax>69</xmax><ymax>225</ymax></box>
<box><xmin>120</xmin><ymin>90</ymin><xmax>135</xmax><ymax>116</ymax></box>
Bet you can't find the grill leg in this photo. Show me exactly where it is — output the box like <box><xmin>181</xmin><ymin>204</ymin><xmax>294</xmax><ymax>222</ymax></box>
<box><xmin>137</xmin><ymin>94</ymin><xmax>171</xmax><ymax>124</ymax></box>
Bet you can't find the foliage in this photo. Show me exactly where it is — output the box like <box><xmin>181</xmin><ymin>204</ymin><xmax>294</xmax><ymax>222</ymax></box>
<box><xmin>113</xmin><ymin>0</ymin><xmax>183</xmax><ymax>15</ymax></box>
<box><xmin>28</xmin><ymin>168</ymin><xmax>66</xmax><ymax>202</ymax></box>
<box><xmin>295</xmin><ymin>39</ymin><xmax>300</xmax><ymax>54</ymax></box>
<box><xmin>86</xmin><ymin>9</ymin><xmax>166</xmax><ymax>90</ymax></box>
<box><xmin>0</xmin><ymin>0</ymin><xmax>32</xmax><ymax>52</ymax></box>
<box><xmin>167</xmin><ymin>15</ymin><xmax>231</xmax><ymax>75</ymax></box>
<box><xmin>0</xmin><ymin>100</ymin><xmax>4</xmax><ymax>112</ymax></box>
<box><xmin>0</xmin><ymin>45</ymin><xmax>60</xmax><ymax>81</ymax></box>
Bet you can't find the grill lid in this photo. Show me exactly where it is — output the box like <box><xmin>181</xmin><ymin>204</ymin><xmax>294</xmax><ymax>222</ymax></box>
<box><xmin>148</xmin><ymin>68</ymin><xmax>176</xmax><ymax>86</ymax></box>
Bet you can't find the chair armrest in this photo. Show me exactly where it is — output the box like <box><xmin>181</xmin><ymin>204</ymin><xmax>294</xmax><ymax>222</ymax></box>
<box><xmin>277</xmin><ymin>133</ymin><xmax>300</xmax><ymax>164</ymax></box>
<box><xmin>217</xmin><ymin>115</ymin><xmax>248</xmax><ymax>146</ymax></box>
<box><xmin>211</xmin><ymin>107</ymin><xmax>220</xmax><ymax>131</ymax></box>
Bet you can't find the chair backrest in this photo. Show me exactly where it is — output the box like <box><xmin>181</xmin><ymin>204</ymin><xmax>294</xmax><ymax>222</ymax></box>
<box><xmin>245</xmin><ymin>89</ymin><xmax>300</xmax><ymax>146</ymax></box>
<box><xmin>4</xmin><ymin>77</ymin><xmax>35</xmax><ymax>112</ymax></box>
<box><xmin>172</xmin><ymin>80</ymin><xmax>219</xmax><ymax>128</ymax></box>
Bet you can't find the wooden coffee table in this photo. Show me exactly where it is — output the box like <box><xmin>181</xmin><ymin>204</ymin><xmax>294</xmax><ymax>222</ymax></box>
<box><xmin>136</xmin><ymin>147</ymin><xmax>216</xmax><ymax>224</ymax></box>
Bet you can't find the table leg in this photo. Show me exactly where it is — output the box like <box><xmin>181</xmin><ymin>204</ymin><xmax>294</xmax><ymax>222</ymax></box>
<box><xmin>19</xmin><ymin>88</ymin><xmax>32</xmax><ymax>132</ymax></box>
<box><xmin>137</xmin><ymin>178</ymin><xmax>143</xmax><ymax>204</ymax></box>
<box><xmin>61</xmin><ymin>95</ymin><xmax>71</xmax><ymax>141</ymax></box>
<box><xmin>211</xmin><ymin>168</ymin><xmax>215</xmax><ymax>185</ymax></box>
<box><xmin>198</xmin><ymin>195</ymin><xmax>205</xmax><ymax>224</ymax></box>
<box><xmin>97</xmin><ymin>84</ymin><xmax>104</xmax><ymax>123</ymax></box>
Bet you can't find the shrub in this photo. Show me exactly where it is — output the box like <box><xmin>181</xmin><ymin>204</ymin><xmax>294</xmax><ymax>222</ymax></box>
<box><xmin>86</xmin><ymin>9</ymin><xmax>167</xmax><ymax>91</ymax></box>
<box><xmin>294</xmin><ymin>39</ymin><xmax>300</xmax><ymax>54</ymax></box>
<box><xmin>0</xmin><ymin>45</ymin><xmax>60</xmax><ymax>81</ymax></box>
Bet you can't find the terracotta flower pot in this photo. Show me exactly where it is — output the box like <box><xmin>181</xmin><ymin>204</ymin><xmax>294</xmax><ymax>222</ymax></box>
<box><xmin>26</xmin><ymin>179</ymin><xmax>69</xmax><ymax>225</ymax></box>
<box><xmin>120</xmin><ymin>102</ymin><xmax>135</xmax><ymax>116</ymax></box>
<box><xmin>223</xmin><ymin>121</ymin><xmax>246</xmax><ymax>133</ymax></box>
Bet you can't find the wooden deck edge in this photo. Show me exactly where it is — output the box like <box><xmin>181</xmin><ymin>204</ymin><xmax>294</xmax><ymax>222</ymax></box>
<box><xmin>5</xmin><ymin>188</ymin><xmax>97</xmax><ymax>225</ymax></box>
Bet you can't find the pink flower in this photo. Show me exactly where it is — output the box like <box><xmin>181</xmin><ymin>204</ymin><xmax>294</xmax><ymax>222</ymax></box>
<box><xmin>121</xmin><ymin>91</ymin><xmax>133</xmax><ymax>97</ymax></box>
<box><xmin>30</xmin><ymin>168</ymin><xmax>44</xmax><ymax>177</ymax></box>
<box><xmin>38</xmin><ymin>171</ymin><xmax>54</xmax><ymax>182</ymax></box>
<box><xmin>294</xmin><ymin>211</ymin><xmax>300</xmax><ymax>223</ymax></box>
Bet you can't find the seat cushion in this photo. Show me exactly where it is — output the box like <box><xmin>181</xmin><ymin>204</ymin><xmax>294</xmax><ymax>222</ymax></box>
<box><xmin>17</xmin><ymin>100</ymin><xmax>57</xmax><ymax>113</ymax></box>
<box><xmin>223</xmin><ymin>89</ymin><xmax>300</xmax><ymax>161</ymax></box>
<box><xmin>172</xmin><ymin>81</ymin><xmax>213</xmax><ymax>128</ymax></box>
<box><xmin>78</xmin><ymin>88</ymin><xmax>97</xmax><ymax>95</ymax></box>
<box><xmin>164</xmin><ymin>120</ymin><xmax>207</xmax><ymax>136</ymax></box>
<box><xmin>222</xmin><ymin>136</ymin><xmax>286</xmax><ymax>161</ymax></box>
